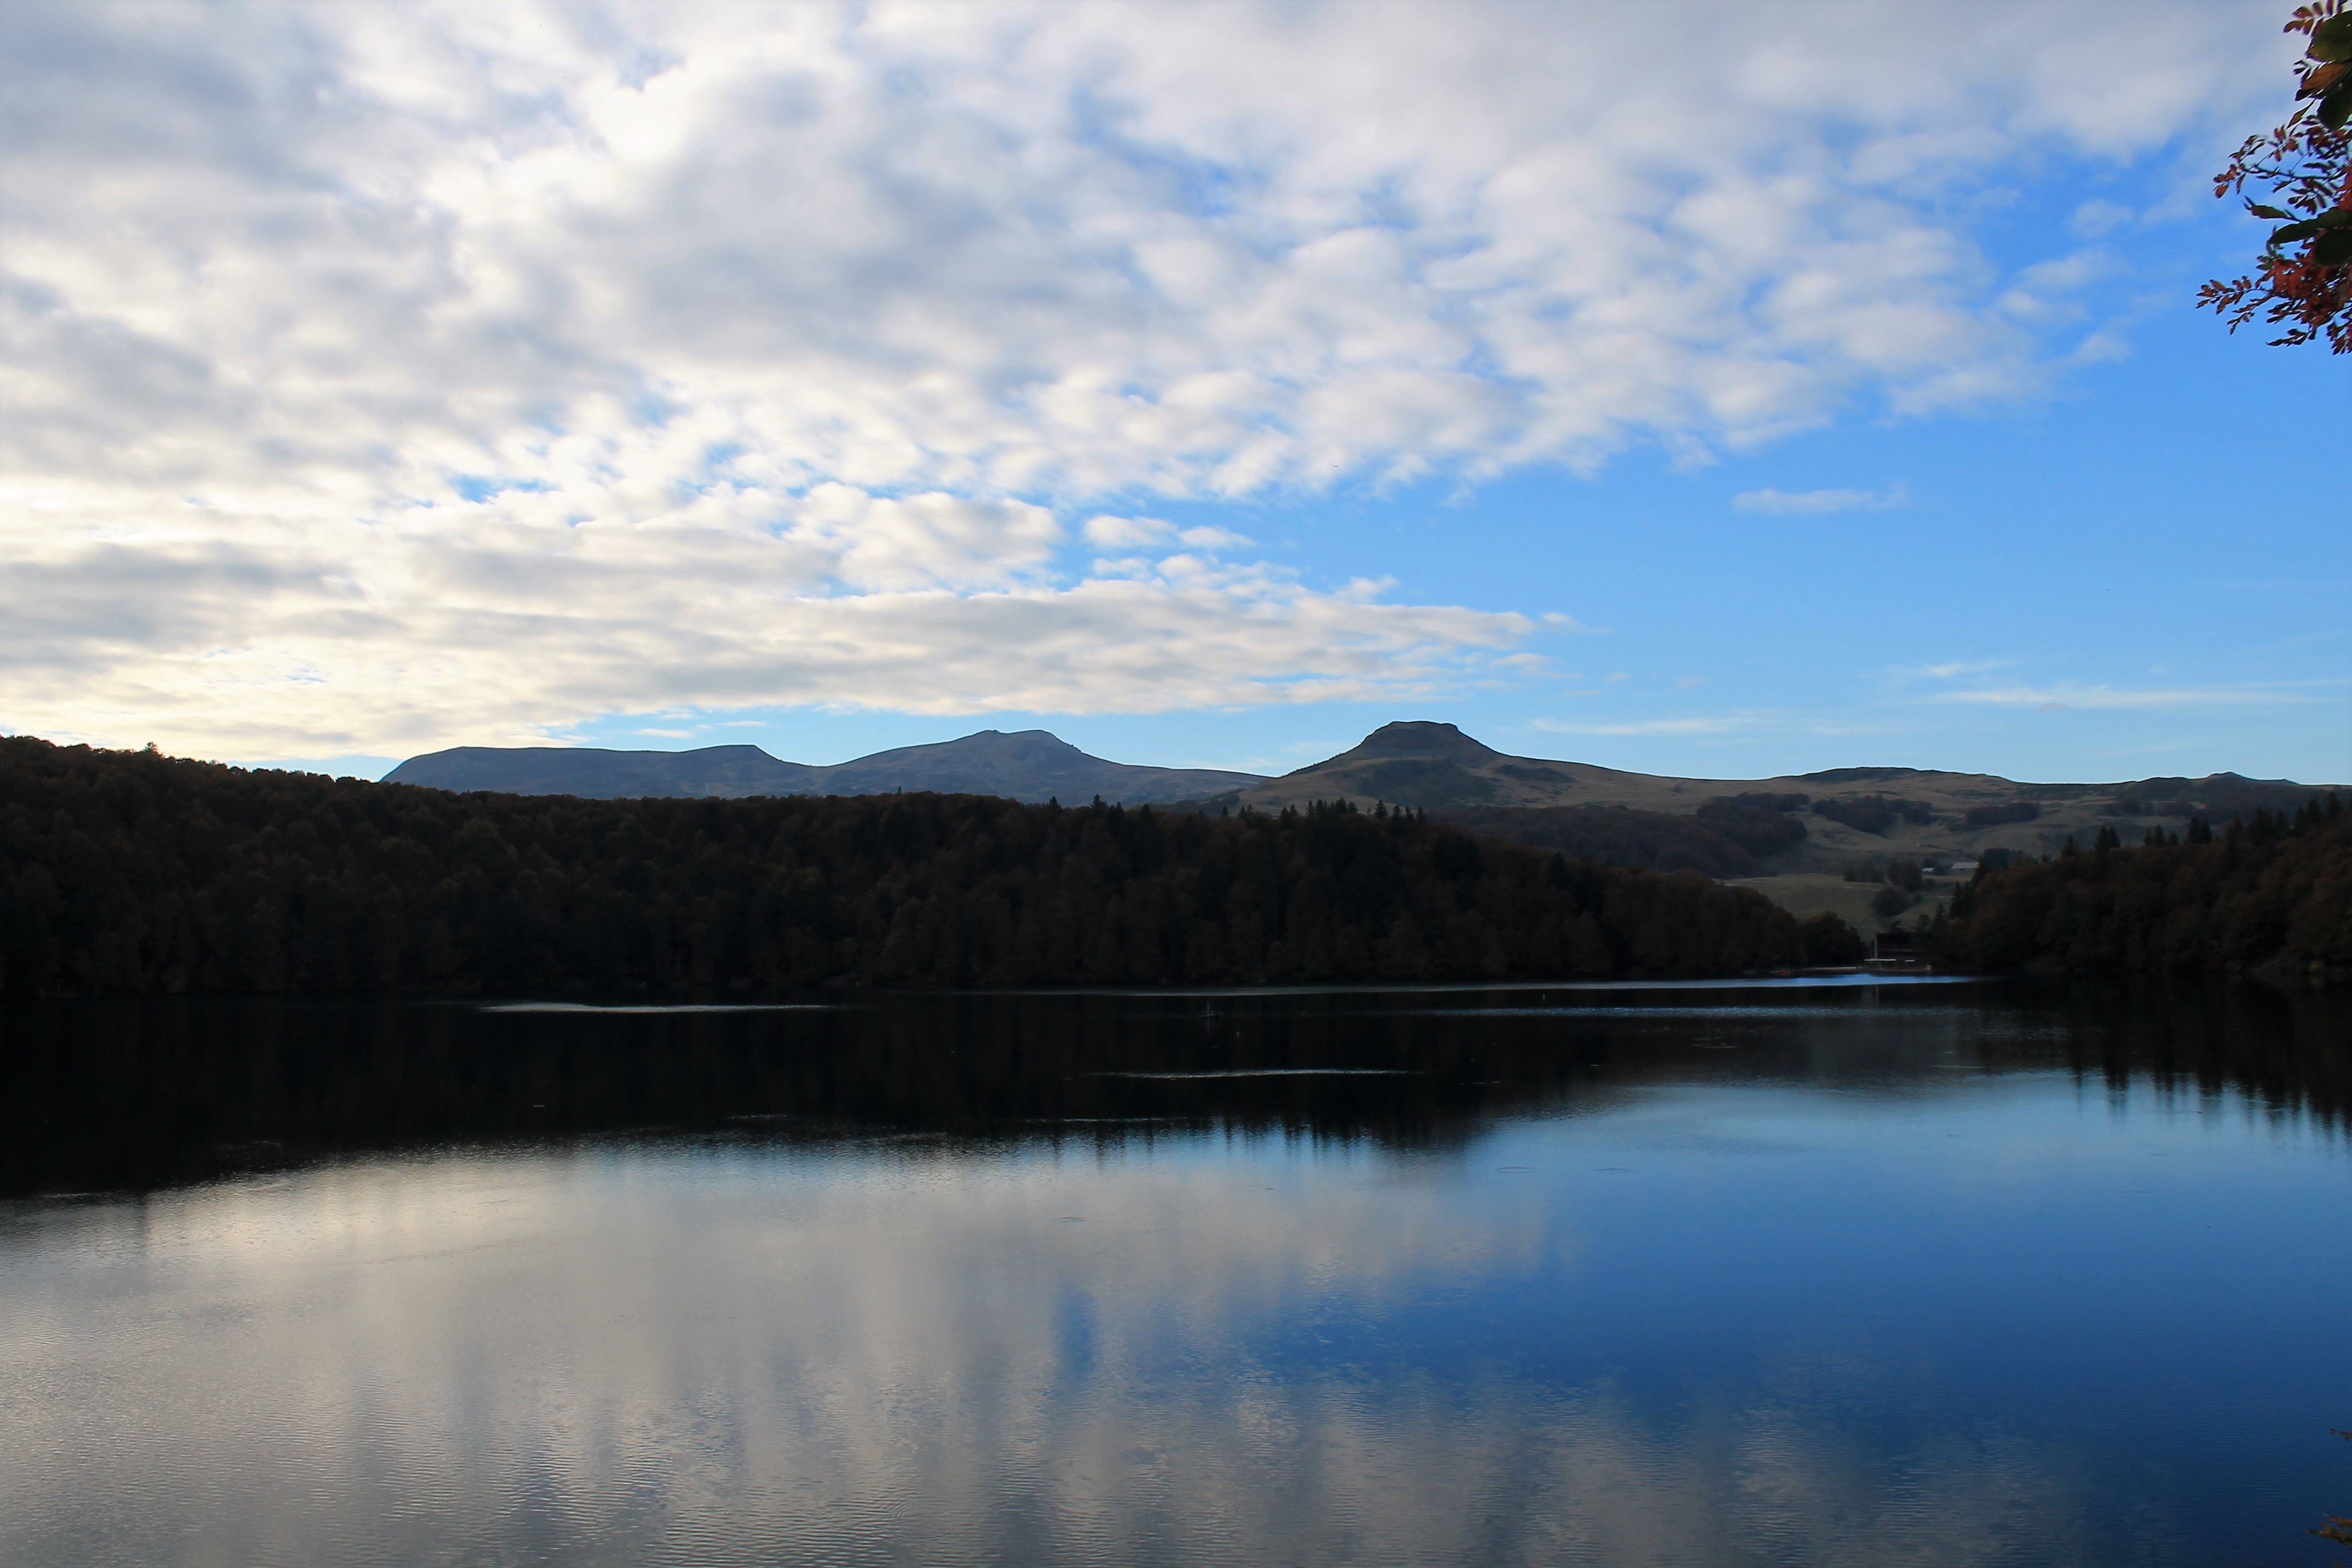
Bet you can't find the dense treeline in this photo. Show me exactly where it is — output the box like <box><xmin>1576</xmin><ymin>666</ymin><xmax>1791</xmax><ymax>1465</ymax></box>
<box><xmin>1437</xmin><ymin>802</ymin><xmax>1774</xmax><ymax>878</ymax></box>
<box><xmin>1714</xmin><ymin>792</ymin><xmax>1811</xmax><ymax>814</ymax></box>
<box><xmin>0</xmin><ymin>737</ymin><xmax>1809</xmax><ymax>997</ymax></box>
<box><xmin>2109</xmin><ymin>774</ymin><xmax>2328</xmax><ymax>821</ymax></box>
<box><xmin>1692</xmin><ymin>796</ymin><xmax>1810</xmax><ymax>855</ymax></box>
<box><xmin>1812</xmin><ymin>794</ymin><xmax>1935</xmax><ymax>834</ymax></box>
<box><xmin>1940</xmin><ymin>799</ymin><xmax>2351</xmax><ymax>978</ymax></box>
<box><xmin>18</xmin><ymin>977</ymin><xmax>2337</xmax><ymax>1196</ymax></box>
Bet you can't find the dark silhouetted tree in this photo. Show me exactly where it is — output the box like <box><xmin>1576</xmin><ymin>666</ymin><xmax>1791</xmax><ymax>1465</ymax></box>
<box><xmin>0</xmin><ymin>736</ymin><xmax>1811</xmax><ymax>998</ymax></box>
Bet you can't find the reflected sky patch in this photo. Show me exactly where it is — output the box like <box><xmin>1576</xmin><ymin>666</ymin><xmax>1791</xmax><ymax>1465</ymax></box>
<box><xmin>2</xmin><ymin>986</ymin><xmax>2348</xmax><ymax>1566</ymax></box>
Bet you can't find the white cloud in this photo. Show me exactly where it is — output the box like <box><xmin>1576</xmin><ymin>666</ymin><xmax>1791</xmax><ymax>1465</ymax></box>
<box><xmin>1533</xmin><ymin>716</ymin><xmax>1750</xmax><ymax>737</ymax></box>
<box><xmin>0</xmin><ymin>514</ymin><xmax>1534</xmax><ymax>755</ymax></box>
<box><xmin>1529</xmin><ymin>708</ymin><xmax>1883</xmax><ymax>741</ymax></box>
<box><xmin>1083</xmin><ymin>516</ymin><xmax>1174</xmax><ymax>549</ymax></box>
<box><xmin>1734</xmin><ymin>484</ymin><xmax>1911</xmax><ymax>515</ymax></box>
<box><xmin>1936</xmin><ymin>683</ymin><xmax>2308</xmax><ymax>711</ymax></box>
<box><xmin>1081</xmin><ymin>516</ymin><xmax>1253</xmax><ymax>552</ymax></box>
<box><xmin>0</xmin><ymin>0</ymin><xmax>2290</xmax><ymax>753</ymax></box>
<box><xmin>790</xmin><ymin>486</ymin><xmax>1063</xmax><ymax>592</ymax></box>
<box><xmin>2070</xmin><ymin>199</ymin><xmax>2135</xmax><ymax>237</ymax></box>
<box><xmin>1177</xmin><ymin>526</ymin><xmax>1254</xmax><ymax>552</ymax></box>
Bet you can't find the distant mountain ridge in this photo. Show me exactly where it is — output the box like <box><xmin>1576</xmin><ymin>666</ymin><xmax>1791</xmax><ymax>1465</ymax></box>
<box><xmin>1190</xmin><ymin>721</ymin><xmax>2342</xmax><ymax>874</ymax></box>
<box><xmin>384</xmin><ymin>745</ymin><xmax>819</xmax><ymax>801</ymax></box>
<box><xmin>385</xmin><ymin>718</ymin><xmax>2342</xmax><ymax>875</ymax></box>
<box><xmin>382</xmin><ymin>729</ymin><xmax>1264</xmax><ymax>805</ymax></box>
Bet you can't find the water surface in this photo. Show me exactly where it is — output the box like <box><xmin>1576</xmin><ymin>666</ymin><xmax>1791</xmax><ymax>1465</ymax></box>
<box><xmin>2</xmin><ymin>979</ymin><xmax>2347</xmax><ymax>1566</ymax></box>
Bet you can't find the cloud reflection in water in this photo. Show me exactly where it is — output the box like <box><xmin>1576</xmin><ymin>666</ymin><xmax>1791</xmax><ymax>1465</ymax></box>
<box><xmin>0</xmin><ymin>1130</ymin><xmax>2105</xmax><ymax>1566</ymax></box>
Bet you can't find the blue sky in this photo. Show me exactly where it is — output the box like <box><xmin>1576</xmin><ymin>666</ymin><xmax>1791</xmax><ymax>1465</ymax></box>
<box><xmin>564</xmin><ymin>302</ymin><xmax>2350</xmax><ymax>786</ymax></box>
<box><xmin>3</xmin><ymin>1</ymin><xmax>2344</xmax><ymax>787</ymax></box>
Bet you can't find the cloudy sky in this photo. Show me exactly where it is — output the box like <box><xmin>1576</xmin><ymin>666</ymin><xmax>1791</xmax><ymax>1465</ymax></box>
<box><xmin>3</xmin><ymin>0</ymin><xmax>2345</xmax><ymax>783</ymax></box>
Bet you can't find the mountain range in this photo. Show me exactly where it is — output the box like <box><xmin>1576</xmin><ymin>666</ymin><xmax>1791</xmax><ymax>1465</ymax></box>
<box><xmin>387</xmin><ymin>720</ymin><xmax>2338</xmax><ymax>880</ymax></box>
<box><xmin>1205</xmin><ymin>721</ymin><xmax>2339</xmax><ymax>876</ymax></box>
<box><xmin>382</xmin><ymin>729</ymin><xmax>1262</xmax><ymax>807</ymax></box>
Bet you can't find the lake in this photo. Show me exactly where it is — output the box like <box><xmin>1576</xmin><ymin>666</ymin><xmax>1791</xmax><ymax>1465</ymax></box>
<box><xmin>2</xmin><ymin>978</ymin><xmax>2347</xmax><ymax>1566</ymax></box>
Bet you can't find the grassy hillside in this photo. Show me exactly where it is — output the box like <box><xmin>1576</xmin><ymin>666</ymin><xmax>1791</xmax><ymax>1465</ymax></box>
<box><xmin>1192</xmin><ymin>725</ymin><xmax>2343</xmax><ymax>916</ymax></box>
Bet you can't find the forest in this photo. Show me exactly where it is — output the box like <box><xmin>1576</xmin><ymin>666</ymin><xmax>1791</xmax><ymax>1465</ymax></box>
<box><xmin>1938</xmin><ymin>799</ymin><xmax>2351</xmax><ymax>978</ymax></box>
<box><xmin>1436</xmin><ymin>795</ymin><xmax>1804</xmax><ymax>878</ymax></box>
<box><xmin>0</xmin><ymin>737</ymin><xmax>1813</xmax><ymax>997</ymax></box>
<box><xmin>1811</xmin><ymin>793</ymin><xmax>1936</xmax><ymax>834</ymax></box>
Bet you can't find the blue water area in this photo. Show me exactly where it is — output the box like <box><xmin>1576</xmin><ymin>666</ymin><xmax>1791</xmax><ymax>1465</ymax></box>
<box><xmin>0</xmin><ymin>979</ymin><xmax>2345</xmax><ymax>1566</ymax></box>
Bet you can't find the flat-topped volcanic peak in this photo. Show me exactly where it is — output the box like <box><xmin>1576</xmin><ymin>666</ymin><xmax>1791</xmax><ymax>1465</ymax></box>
<box><xmin>1347</xmin><ymin>721</ymin><xmax>1508</xmax><ymax>765</ymax></box>
<box><xmin>386</xmin><ymin>717</ymin><xmax>2339</xmax><ymax>882</ymax></box>
<box><xmin>1217</xmin><ymin>719</ymin><xmax>1661</xmax><ymax>812</ymax></box>
<box><xmin>1202</xmin><ymin>723</ymin><xmax>2338</xmax><ymax>876</ymax></box>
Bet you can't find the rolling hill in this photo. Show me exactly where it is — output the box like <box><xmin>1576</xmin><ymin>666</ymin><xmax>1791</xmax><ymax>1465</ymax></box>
<box><xmin>386</xmin><ymin>720</ymin><xmax>2342</xmax><ymax>929</ymax></box>
<box><xmin>1190</xmin><ymin>720</ymin><xmax>2344</xmax><ymax>889</ymax></box>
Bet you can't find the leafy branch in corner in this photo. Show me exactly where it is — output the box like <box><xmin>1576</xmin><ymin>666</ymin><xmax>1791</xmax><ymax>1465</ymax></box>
<box><xmin>2197</xmin><ymin>2</ymin><xmax>2352</xmax><ymax>351</ymax></box>
<box><xmin>2315</xmin><ymin>1428</ymin><xmax>2352</xmax><ymax>1559</ymax></box>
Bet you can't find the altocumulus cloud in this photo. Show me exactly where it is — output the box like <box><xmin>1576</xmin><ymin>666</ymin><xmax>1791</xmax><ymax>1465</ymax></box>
<box><xmin>0</xmin><ymin>0</ymin><xmax>2284</xmax><ymax>755</ymax></box>
<box><xmin>1733</xmin><ymin>485</ymin><xmax>1911</xmax><ymax>516</ymax></box>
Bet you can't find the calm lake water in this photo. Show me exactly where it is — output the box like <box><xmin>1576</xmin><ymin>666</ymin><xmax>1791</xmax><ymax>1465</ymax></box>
<box><xmin>2</xmin><ymin>979</ymin><xmax>2348</xmax><ymax>1567</ymax></box>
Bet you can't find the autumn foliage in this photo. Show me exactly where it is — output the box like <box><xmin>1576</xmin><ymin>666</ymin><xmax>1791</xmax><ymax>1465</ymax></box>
<box><xmin>2198</xmin><ymin>2</ymin><xmax>2352</xmax><ymax>351</ymax></box>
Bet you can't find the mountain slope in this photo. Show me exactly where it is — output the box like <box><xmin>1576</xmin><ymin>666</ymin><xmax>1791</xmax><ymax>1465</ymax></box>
<box><xmin>806</xmin><ymin>730</ymin><xmax>1257</xmax><ymax>803</ymax></box>
<box><xmin>1199</xmin><ymin>721</ymin><xmax>2341</xmax><ymax>876</ymax></box>
<box><xmin>383</xmin><ymin>729</ymin><xmax>1262</xmax><ymax>805</ymax></box>
<box><xmin>382</xmin><ymin>745</ymin><xmax>819</xmax><ymax>799</ymax></box>
<box><xmin>384</xmin><ymin>718</ymin><xmax>2342</xmax><ymax>877</ymax></box>
<box><xmin>0</xmin><ymin>733</ymin><xmax>1806</xmax><ymax>1000</ymax></box>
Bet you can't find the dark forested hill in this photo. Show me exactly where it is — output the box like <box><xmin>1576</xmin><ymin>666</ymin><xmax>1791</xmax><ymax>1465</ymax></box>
<box><xmin>1202</xmin><ymin>722</ymin><xmax>2341</xmax><ymax>880</ymax></box>
<box><xmin>0</xmin><ymin>737</ymin><xmax>1810</xmax><ymax>997</ymax></box>
<box><xmin>1938</xmin><ymin>802</ymin><xmax>2351</xmax><ymax>979</ymax></box>
<box><xmin>1434</xmin><ymin>803</ymin><xmax>1784</xmax><ymax>879</ymax></box>
<box><xmin>386</xmin><ymin>721</ymin><xmax>2343</xmax><ymax>890</ymax></box>
<box><xmin>384</xmin><ymin>729</ymin><xmax>1264</xmax><ymax>804</ymax></box>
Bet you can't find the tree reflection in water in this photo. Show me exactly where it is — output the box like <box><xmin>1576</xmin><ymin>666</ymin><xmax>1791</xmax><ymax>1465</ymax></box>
<box><xmin>4</xmin><ymin>978</ymin><xmax>2344</xmax><ymax>1195</ymax></box>
<box><xmin>1</xmin><ymin>978</ymin><xmax>2346</xmax><ymax>1567</ymax></box>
